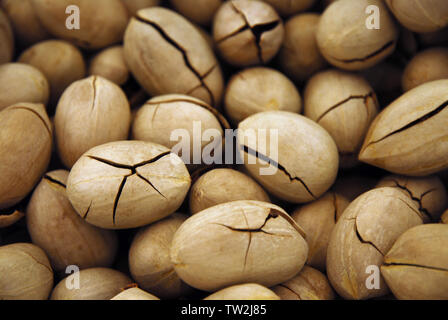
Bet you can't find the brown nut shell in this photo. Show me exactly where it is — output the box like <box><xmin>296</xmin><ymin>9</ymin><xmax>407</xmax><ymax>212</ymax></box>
<box><xmin>0</xmin><ymin>9</ymin><xmax>13</xmax><ymax>64</ymax></box>
<box><xmin>204</xmin><ymin>283</ymin><xmax>280</xmax><ymax>300</ymax></box>
<box><xmin>170</xmin><ymin>0</ymin><xmax>223</xmax><ymax>26</ymax></box>
<box><xmin>121</xmin><ymin>0</ymin><xmax>160</xmax><ymax>15</ymax></box>
<box><xmin>260</xmin><ymin>0</ymin><xmax>316</xmax><ymax>17</ymax></box>
<box><xmin>442</xmin><ymin>210</ymin><xmax>448</xmax><ymax>224</ymax></box>
<box><xmin>89</xmin><ymin>46</ymin><xmax>129</xmax><ymax>86</ymax></box>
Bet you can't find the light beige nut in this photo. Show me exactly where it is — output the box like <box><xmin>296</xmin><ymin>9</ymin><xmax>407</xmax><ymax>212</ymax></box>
<box><xmin>317</xmin><ymin>0</ymin><xmax>398</xmax><ymax>70</ymax></box>
<box><xmin>51</xmin><ymin>267</ymin><xmax>132</xmax><ymax>300</ymax></box>
<box><xmin>224</xmin><ymin>67</ymin><xmax>302</xmax><ymax>125</ymax></box>
<box><xmin>204</xmin><ymin>283</ymin><xmax>280</xmax><ymax>300</ymax></box>
<box><xmin>272</xmin><ymin>266</ymin><xmax>335</xmax><ymax>300</ymax></box>
<box><xmin>359</xmin><ymin>79</ymin><xmax>448</xmax><ymax>176</ymax></box>
<box><xmin>237</xmin><ymin>111</ymin><xmax>339</xmax><ymax>203</ymax></box>
<box><xmin>327</xmin><ymin>187</ymin><xmax>423</xmax><ymax>300</ymax></box>
<box><xmin>111</xmin><ymin>287</ymin><xmax>160</xmax><ymax>300</ymax></box>
<box><xmin>189</xmin><ymin>168</ymin><xmax>270</xmax><ymax>214</ymax></box>
<box><xmin>89</xmin><ymin>46</ymin><xmax>129</xmax><ymax>86</ymax></box>
<box><xmin>0</xmin><ymin>243</ymin><xmax>53</xmax><ymax>300</ymax></box>
<box><xmin>121</xmin><ymin>0</ymin><xmax>160</xmax><ymax>15</ymax></box>
<box><xmin>171</xmin><ymin>200</ymin><xmax>308</xmax><ymax>292</ymax></box>
<box><xmin>170</xmin><ymin>0</ymin><xmax>223</xmax><ymax>26</ymax></box>
<box><xmin>67</xmin><ymin>141</ymin><xmax>191</xmax><ymax>229</ymax></box>
<box><xmin>304</xmin><ymin>69</ymin><xmax>379</xmax><ymax>168</ymax></box>
<box><xmin>124</xmin><ymin>7</ymin><xmax>224</xmax><ymax>107</ymax></box>
<box><xmin>26</xmin><ymin>170</ymin><xmax>118</xmax><ymax>272</ymax></box>
<box><xmin>54</xmin><ymin>76</ymin><xmax>131</xmax><ymax>168</ymax></box>
<box><xmin>0</xmin><ymin>103</ymin><xmax>52</xmax><ymax>209</ymax></box>
<box><xmin>292</xmin><ymin>192</ymin><xmax>349</xmax><ymax>271</ymax></box>
<box><xmin>381</xmin><ymin>224</ymin><xmax>448</xmax><ymax>300</ymax></box>
<box><xmin>213</xmin><ymin>0</ymin><xmax>284</xmax><ymax>67</ymax></box>
<box><xmin>129</xmin><ymin>213</ymin><xmax>193</xmax><ymax>299</ymax></box>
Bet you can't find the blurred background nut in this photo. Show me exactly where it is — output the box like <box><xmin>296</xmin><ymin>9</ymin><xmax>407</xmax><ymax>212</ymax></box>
<box><xmin>402</xmin><ymin>47</ymin><xmax>448</xmax><ymax>92</ymax></box>
<box><xmin>0</xmin><ymin>209</ymin><xmax>24</xmax><ymax>228</ymax></box>
<box><xmin>88</xmin><ymin>46</ymin><xmax>129</xmax><ymax>86</ymax></box>
<box><xmin>304</xmin><ymin>70</ymin><xmax>379</xmax><ymax>168</ymax></box>
<box><xmin>376</xmin><ymin>175</ymin><xmax>447</xmax><ymax>222</ymax></box>
<box><xmin>0</xmin><ymin>0</ymin><xmax>50</xmax><ymax>47</ymax></box>
<box><xmin>18</xmin><ymin>40</ymin><xmax>86</xmax><ymax>108</ymax></box>
<box><xmin>51</xmin><ymin>267</ymin><xmax>132</xmax><ymax>300</ymax></box>
<box><xmin>260</xmin><ymin>0</ymin><xmax>316</xmax><ymax>17</ymax></box>
<box><xmin>26</xmin><ymin>170</ymin><xmax>118</xmax><ymax>273</ymax></box>
<box><xmin>442</xmin><ymin>210</ymin><xmax>448</xmax><ymax>224</ymax></box>
<box><xmin>0</xmin><ymin>9</ymin><xmax>13</xmax><ymax>65</ymax></box>
<box><xmin>381</xmin><ymin>224</ymin><xmax>448</xmax><ymax>300</ymax></box>
<box><xmin>121</xmin><ymin>0</ymin><xmax>160</xmax><ymax>15</ymax></box>
<box><xmin>317</xmin><ymin>0</ymin><xmax>398</xmax><ymax>71</ymax></box>
<box><xmin>204</xmin><ymin>283</ymin><xmax>280</xmax><ymax>300</ymax></box>
<box><xmin>54</xmin><ymin>76</ymin><xmax>131</xmax><ymax>168</ymax></box>
<box><xmin>385</xmin><ymin>0</ymin><xmax>448</xmax><ymax>33</ymax></box>
<box><xmin>129</xmin><ymin>213</ymin><xmax>193</xmax><ymax>299</ymax></box>
<box><xmin>0</xmin><ymin>63</ymin><xmax>49</xmax><ymax>111</ymax></box>
<box><xmin>170</xmin><ymin>0</ymin><xmax>223</xmax><ymax>26</ymax></box>
<box><xmin>0</xmin><ymin>243</ymin><xmax>53</xmax><ymax>300</ymax></box>
<box><xmin>171</xmin><ymin>201</ymin><xmax>308</xmax><ymax>291</ymax></box>
<box><xmin>67</xmin><ymin>141</ymin><xmax>191</xmax><ymax>229</ymax></box>
<box><xmin>271</xmin><ymin>266</ymin><xmax>335</xmax><ymax>300</ymax></box>
<box><xmin>0</xmin><ymin>103</ymin><xmax>52</xmax><ymax>209</ymax></box>
<box><xmin>327</xmin><ymin>187</ymin><xmax>423</xmax><ymax>300</ymax></box>
<box><xmin>31</xmin><ymin>0</ymin><xmax>129</xmax><ymax>49</ymax></box>
<box><xmin>111</xmin><ymin>287</ymin><xmax>160</xmax><ymax>300</ymax></box>
<box><xmin>224</xmin><ymin>67</ymin><xmax>302</xmax><ymax>125</ymax></box>
<box><xmin>238</xmin><ymin>111</ymin><xmax>339</xmax><ymax>203</ymax></box>
<box><xmin>213</xmin><ymin>0</ymin><xmax>284</xmax><ymax>67</ymax></box>
<box><xmin>189</xmin><ymin>168</ymin><xmax>270</xmax><ymax>214</ymax></box>
<box><xmin>331</xmin><ymin>173</ymin><xmax>378</xmax><ymax>202</ymax></box>
<box><xmin>278</xmin><ymin>13</ymin><xmax>327</xmax><ymax>83</ymax></box>
<box><xmin>124</xmin><ymin>7</ymin><xmax>224</xmax><ymax>107</ymax></box>
<box><xmin>291</xmin><ymin>192</ymin><xmax>349</xmax><ymax>271</ymax></box>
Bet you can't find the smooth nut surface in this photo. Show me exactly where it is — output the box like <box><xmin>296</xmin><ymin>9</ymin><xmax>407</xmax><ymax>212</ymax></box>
<box><xmin>238</xmin><ymin>111</ymin><xmax>339</xmax><ymax>203</ymax></box>
<box><xmin>124</xmin><ymin>7</ymin><xmax>224</xmax><ymax>107</ymax></box>
<box><xmin>0</xmin><ymin>9</ymin><xmax>13</xmax><ymax>64</ymax></box>
<box><xmin>26</xmin><ymin>170</ymin><xmax>118</xmax><ymax>272</ymax></box>
<box><xmin>55</xmin><ymin>76</ymin><xmax>131</xmax><ymax>168</ymax></box>
<box><xmin>189</xmin><ymin>168</ymin><xmax>270</xmax><ymax>214</ymax></box>
<box><xmin>317</xmin><ymin>0</ymin><xmax>398</xmax><ymax>70</ymax></box>
<box><xmin>171</xmin><ymin>200</ymin><xmax>308</xmax><ymax>292</ymax></box>
<box><xmin>0</xmin><ymin>63</ymin><xmax>49</xmax><ymax>111</ymax></box>
<box><xmin>204</xmin><ymin>283</ymin><xmax>280</xmax><ymax>300</ymax></box>
<box><xmin>213</xmin><ymin>0</ymin><xmax>284</xmax><ymax>67</ymax></box>
<box><xmin>381</xmin><ymin>224</ymin><xmax>448</xmax><ymax>300</ymax></box>
<box><xmin>0</xmin><ymin>243</ymin><xmax>53</xmax><ymax>300</ymax></box>
<box><xmin>111</xmin><ymin>287</ymin><xmax>160</xmax><ymax>300</ymax></box>
<box><xmin>224</xmin><ymin>67</ymin><xmax>302</xmax><ymax>125</ymax></box>
<box><xmin>0</xmin><ymin>103</ymin><xmax>52</xmax><ymax>209</ymax></box>
<box><xmin>89</xmin><ymin>46</ymin><xmax>129</xmax><ymax>86</ymax></box>
<box><xmin>359</xmin><ymin>79</ymin><xmax>448</xmax><ymax>176</ymax></box>
<box><xmin>170</xmin><ymin>0</ymin><xmax>223</xmax><ymax>26</ymax></box>
<box><xmin>260</xmin><ymin>0</ymin><xmax>316</xmax><ymax>17</ymax></box>
<box><xmin>67</xmin><ymin>141</ymin><xmax>191</xmax><ymax>229</ymax></box>
<box><xmin>121</xmin><ymin>0</ymin><xmax>160</xmax><ymax>15</ymax></box>
<box><xmin>327</xmin><ymin>187</ymin><xmax>423</xmax><ymax>300</ymax></box>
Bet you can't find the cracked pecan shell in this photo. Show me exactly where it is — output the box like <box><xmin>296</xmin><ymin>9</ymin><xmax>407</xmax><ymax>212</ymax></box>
<box><xmin>381</xmin><ymin>224</ymin><xmax>448</xmax><ymax>300</ymax></box>
<box><xmin>170</xmin><ymin>200</ymin><xmax>308</xmax><ymax>292</ymax></box>
<box><xmin>67</xmin><ymin>141</ymin><xmax>191</xmax><ymax>229</ymax></box>
<box><xmin>359</xmin><ymin>79</ymin><xmax>448</xmax><ymax>176</ymax></box>
<box><xmin>326</xmin><ymin>187</ymin><xmax>423</xmax><ymax>300</ymax></box>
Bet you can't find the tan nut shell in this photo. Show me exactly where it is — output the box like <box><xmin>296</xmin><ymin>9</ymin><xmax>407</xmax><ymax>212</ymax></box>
<box><xmin>129</xmin><ymin>213</ymin><xmax>193</xmax><ymax>299</ymax></box>
<box><xmin>171</xmin><ymin>200</ymin><xmax>308</xmax><ymax>292</ymax></box>
<box><xmin>51</xmin><ymin>267</ymin><xmax>132</xmax><ymax>300</ymax></box>
<box><xmin>272</xmin><ymin>266</ymin><xmax>335</xmax><ymax>300</ymax></box>
<box><xmin>0</xmin><ymin>9</ymin><xmax>13</xmax><ymax>64</ymax></box>
<box><xmin>261</xmin><ymin>0</ymin><xmax>316</xmax><ymax>17</ymax></box>
<box><xmin>0</xmin><ymin>63</ymin><xmax>49</xmax><ymax>111</ymax></box>
<box><xmin>204</xmin><ymin>283</ymin><xmax>280</xmax><ymax>300</ymax></box>
<box><xmin>278</xmin><ymin>13</ymin><xmax>327</xmax><ymax>83</ymax></box>
<box><xmin>0</xmin><ymin>103</ymin><xmax>52</xmax><ymax>209</ymax></box>
<box><xmin>19</xmin><ymin>40</ymin><xmax>86</xmax><ymax>106</ymax></box>
<box><xmin>376</xmin><ymin>175</ymin><xmax>447</xmax><ymax>222</ymax></box>
<box><xmin>442</xmin><ymin>210</ymin><xmax>448</xmax><ymax>224</ymax></box>
<box><xmin>327</xmin><ymin>187</ymin><xmax>423</xmax><ymax>300</ymax></box>
<box><xmin>238</xmin><ymin>111</ymin><xmax>339</xmax><ymax>203</ymax></box>
<box><xmin>0</xmin><ymin>210</ymin><xmax>24</xmax><ymax>228</ymax></box>
<box><xmin>224</xmin><ymin>67</ymin><xmax>302</xmax><ymax>125</ymax></box>
<box><xmin>0</xmin><ymin>243</ymin><xmax>53</xmax><ymax>300</ymax></box>
<box><xmin>26</xmin><ymin>170</ymin><xmax>118</xmax><ymax>272</ymax></box>
<box><xmin>111</xmin><ymin>287</ymin><xmax>160</xmax><ymax>300</ymax></box>
<box><xmin>32</xmin><ymin>0</ymin><xmax>128</xmax><ymax>49</ymax></box>
<box><xmin>292</xmin><ymin>192</ymin><xmax>349</xmax><ymax>271</ymax></box>
<box><xmin>55</xmin><ymin>76</ymin><xmax>131</xmax><ymax>168</ymax></box>
<box><xmin>124</xmin><ymin>7</ymin><xmax>224</xmax><ymax>107</ymax></box>
<box><xmin>170</xmin><ymin>0</ymin><xmax>223</xmax><ymax>26</ymax></box>
<box><xmin>359</xmin><ymin>79</ymin><xmax>448</xmax><ymax>176</ymax></box>
<box><xmin>89</xmin><ymin>46</ymin><xmax>129</xmax><ymax>86</ymax></box>
<box><xmin>121</xmin><ymin>0</ymin><xmax>160</xmax><ymax>15</ymax></box>
<box><xmin>381</xmin><ymin>224</ymin><xmax>448</xmax><ymax>300</ymax></box>
<box><xmin>385</xmin><ymin>0</ymin><xmax>448</xmax><ymax>33</ymax></box>
<box><xmin>189</xmin><ymin>168</ymin><xmax>270</xmax><ymax>214</ymax></box>
<box><xmin>305</xmin><ymin>70</ymin><xmax>379</xmax><ymax>168</ymax></box>
<box><xmin>67</xmin><ymin>141</ymin><xmax>191</xmax><ymax>229</ymax></box>
<box><xmin>317</xmin><ymin>0</ymin><xmax>398</xmax><ymax>70</ymax></box>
